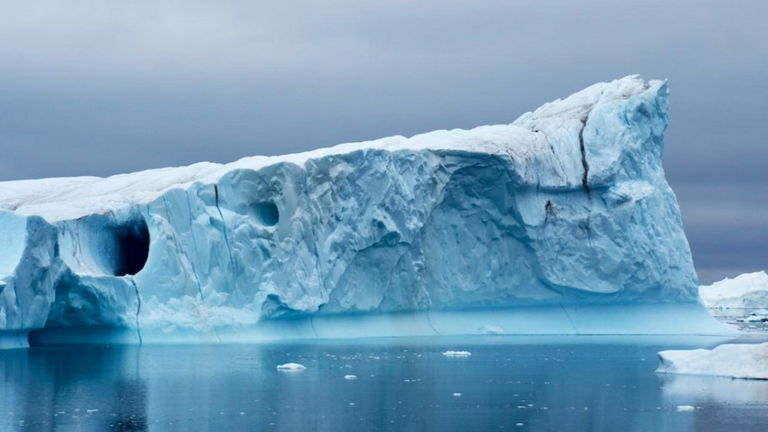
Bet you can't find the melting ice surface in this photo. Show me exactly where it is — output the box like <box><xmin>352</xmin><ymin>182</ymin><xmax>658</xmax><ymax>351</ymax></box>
<box><xmin>0</xmin><ymin>75</ymin><xmax>731</xmax><ymax>347</ymax></box>
<box><xmin>2</xmin><ymin>336</ymin><xmax>767</xmax><ymax>431</ymax></box>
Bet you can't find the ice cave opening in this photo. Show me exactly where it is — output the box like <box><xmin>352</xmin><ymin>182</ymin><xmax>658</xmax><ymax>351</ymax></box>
<box><xmin>111</xmin><ymin>218</ymin><xmax>150</xmax><ymax>276</ymax></box>
<box><xmin>250</xmin><ymin>201</ymin><xmax>280</xmax><ymax>226</ymax></box>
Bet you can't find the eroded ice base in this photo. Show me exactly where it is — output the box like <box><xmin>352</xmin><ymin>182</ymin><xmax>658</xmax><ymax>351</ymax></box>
<box><xmin>17</xmin><ymin>302</ymin><xmax>731</xmax><ymax>348</ymax></box>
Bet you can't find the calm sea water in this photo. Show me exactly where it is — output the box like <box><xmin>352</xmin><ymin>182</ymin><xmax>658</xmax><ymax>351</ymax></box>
<box><xmin>1</xmin><ymin>336</ymin><xmax>767</xmax><ymax>431</ymax></box>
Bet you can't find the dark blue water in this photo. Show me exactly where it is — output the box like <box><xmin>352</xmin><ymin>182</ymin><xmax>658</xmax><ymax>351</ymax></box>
<box><xmin>1</xmin><ymin>336</ymin><xmax>767</xmax><ymax>431</ymax></box>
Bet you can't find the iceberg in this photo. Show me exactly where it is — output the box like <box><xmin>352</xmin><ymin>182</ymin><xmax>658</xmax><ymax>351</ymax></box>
<box><xmin>656</xmin><ymin>343</ymin><xmax>768</xmax><ymax>380</ymax></box>
<box><xmin>0</xmin><ymin>76</ymin><xmax>728</xmax><ymax>348</ymax></box>
<box><xmin>699</xmin><ymin>271</ymin><xmax>768</xmax><ymax>310</ymax></box>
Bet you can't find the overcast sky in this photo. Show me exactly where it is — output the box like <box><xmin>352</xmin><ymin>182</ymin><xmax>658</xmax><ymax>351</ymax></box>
<box><xmin>0</xmin><ymin>0</ymin><xmax>765</xmax><ymax>283</ymax></box>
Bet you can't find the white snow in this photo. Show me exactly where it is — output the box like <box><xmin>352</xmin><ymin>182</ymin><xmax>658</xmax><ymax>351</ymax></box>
<box><xmin>276</xmin><ymin>362</ymin><xmax>306</xmax><ymax>372</ymax></box>
<box><xmin>699</xmin><ymin>271</ymin><xmax>768</xmax><ymax>309</ymax></box>
<box><xmin>442</xmin><ymin>350</ymin><xmax>472</xmax><ymax>357</ymax></box>
<box><xmin>656</xmin><ymin>343</ymin><xmax>768</xmax><ymax>380</ymax></box>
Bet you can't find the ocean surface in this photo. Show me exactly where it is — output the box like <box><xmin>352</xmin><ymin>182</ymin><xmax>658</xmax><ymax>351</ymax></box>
<box><xmin>1</xmin><ymin>335</ymin><xmax>767</xmax><ymax>431</ymax></box>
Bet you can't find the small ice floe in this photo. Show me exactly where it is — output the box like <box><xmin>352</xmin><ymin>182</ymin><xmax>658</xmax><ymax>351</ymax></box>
<box><xmin>344</xmin><ymin>374</ymin><xmax>358</xmax><ymax>380</ymax></box>
<box><xmin>480</xmin><ymin>325</ymin><xmax>504</xmax><ymax>335</ymax></box>
<box><xmin>656</xmin><ymin>343</ymin><xmax>768</xmax><ymax>380</ymax></box>
<box><xmin>276</xmin><ymin>362</ymin><xmax>306</xmax><ymax>372</ymax></box>
<box><xmin>442</xmin><ymin>350</ymin><xmax>472</xmax><ymax>357</ymax></box>
<box><xmin>676</xmin><ymin>405</ymin><xmax>695</xmax><ymax>412</ymax></box>
<box><xmin>452</xmin><ymin>393</ymin><xmax>462</xmax><ymax>397</ymax></box>
<box><xmin>86</xmin><ymin>409</ymin><xmax>99</xmax><ymax>414</ymax></box>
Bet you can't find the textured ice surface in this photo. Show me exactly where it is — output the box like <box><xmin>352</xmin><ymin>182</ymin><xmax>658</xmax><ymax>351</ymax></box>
<box><xmin>699</xmin><ymin>271</ymin><xmax>768</xmax><ymax>309</ymax></box>
<box><xmin>0</xmin><ymin>75</ymin><xmax>727</xmax><ymax>347</ymax></box>
<box><xmin>657</xmin><ymin>343</ymin><xmax>768</xmax><ymax>380</ymax></box>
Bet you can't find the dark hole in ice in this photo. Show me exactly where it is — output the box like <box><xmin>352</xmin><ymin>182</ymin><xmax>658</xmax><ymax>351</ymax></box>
<box><xmin>250</xmin><ymin>201</ymin><xmax>279</xmax><ymax>226</ymax></box>
<box><xmin>113</xmin><ymin>219</ymin><xmax>150</xmax><ymax>276</ymax></box>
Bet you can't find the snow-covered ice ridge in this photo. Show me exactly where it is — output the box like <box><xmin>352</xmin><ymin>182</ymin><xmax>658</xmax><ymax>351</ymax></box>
<box><xmin>0</xmin><ymin>76</ymin><xmax>727</xmax><ymax>347</ymax></box>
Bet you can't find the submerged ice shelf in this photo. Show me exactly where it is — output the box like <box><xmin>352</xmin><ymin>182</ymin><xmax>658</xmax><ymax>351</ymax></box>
<box><xmin>0</xmin><ymin>76</ymin><xmax>728</xmax><ymax>348</ymax></box>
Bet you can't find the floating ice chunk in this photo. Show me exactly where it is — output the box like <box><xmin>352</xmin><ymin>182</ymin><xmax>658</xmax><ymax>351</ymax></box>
<box><xmin>656</xmin><ymin>343</ymin><xmax>768</xmax><ymax>380</ymax></box>
<box><xmin>452</xmin><ymin>393</ymin><xmax>462</xmax><ymax>397</ymax></box>
<box><xmin>344</xmin><ymin>374</ymin><xmax>358</xmax><ymax>380</ymax></box>
<box><xmin>676</xmin><ymin>405</ymin><xmax>695</xmax><ymax>412</ymax></box>
<box><xmin>276</xmin><ymin>362</ymin><xmax>306</xmax><ymax>372</ymax></box>
<box><xmin>442</xmin><ymin>350</ymin><xmax>472</xmax><ymax>357</ymax></box>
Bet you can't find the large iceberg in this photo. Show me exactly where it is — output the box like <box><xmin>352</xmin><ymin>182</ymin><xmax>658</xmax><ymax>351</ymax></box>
<box><xmin>0</xmin><ymin>76</ymin><xmax>728</xmax><ymax>348</ymax></box>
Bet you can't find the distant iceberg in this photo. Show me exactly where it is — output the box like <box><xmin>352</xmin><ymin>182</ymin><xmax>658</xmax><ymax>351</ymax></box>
<box><xmin>699</xmin><ymin>271</ymin><xmax>768</xmax><ymax>310</ymax></box>
<box><xmin>0</xmin><ymin>76</ymin><xmax>728</xmax><ymax>348</ymax></box>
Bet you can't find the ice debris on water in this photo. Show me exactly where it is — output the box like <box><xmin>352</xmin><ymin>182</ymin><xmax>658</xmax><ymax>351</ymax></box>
<box><xmin>276</xmin><ymin>363</ymin><xmax>306</xmax><ymax>372</ymax></box>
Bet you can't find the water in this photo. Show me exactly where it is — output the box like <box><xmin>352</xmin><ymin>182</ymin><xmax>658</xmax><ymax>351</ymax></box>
<box><xmin>1</xmin><ymin>336</ymin><xmax>767</xmax><ymax>431</ymax></box>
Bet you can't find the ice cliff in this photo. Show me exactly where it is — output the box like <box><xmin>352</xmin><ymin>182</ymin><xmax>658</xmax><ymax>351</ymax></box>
<box><xmin>0</xmin><ymin>76</ymin><xmax>727</xmax><ymax>347</ymax></box>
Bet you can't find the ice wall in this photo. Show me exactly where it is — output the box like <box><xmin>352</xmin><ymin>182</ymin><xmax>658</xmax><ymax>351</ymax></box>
<box><xmin>0</xmin><ymin>76</ymin><xmax>725</xmax><ymax>347</ymax></box>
